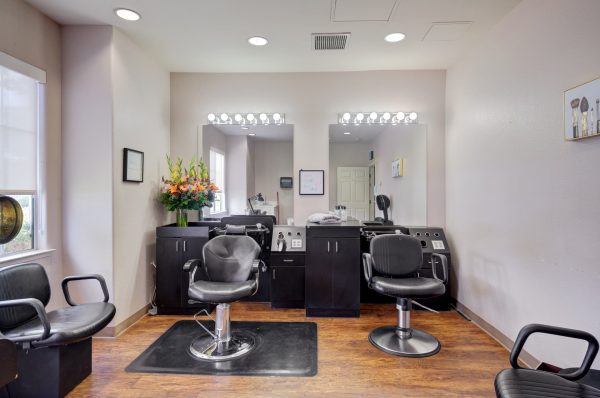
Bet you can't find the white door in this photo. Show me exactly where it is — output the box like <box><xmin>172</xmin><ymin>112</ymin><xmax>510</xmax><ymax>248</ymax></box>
<box><xmin>337</xmin><ymin>167</ymin><xmax>370</xmax><ymax>221</ymax></box>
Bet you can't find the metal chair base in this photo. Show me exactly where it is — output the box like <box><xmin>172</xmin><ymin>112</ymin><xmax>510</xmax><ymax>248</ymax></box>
<box><xmin>369</xmin><ymin>326</ymin><xmax>441</xmax><ymax>358</ymax></box>
<box><xmin>189</xmin><ymin>332</ymin><xmax>255</xmax><ymax>361</ymax></box>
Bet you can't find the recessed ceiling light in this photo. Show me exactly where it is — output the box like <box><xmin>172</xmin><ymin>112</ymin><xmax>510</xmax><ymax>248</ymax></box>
<box><xmin>248</xmin><ymin>36</ymin><xmax>268</xmax><ymax>46</ymax></box>
<box><xmin>384</xmin><ymin>32</ymin><xmax>406</xmax><ymax>43</ymax></box>
<box><xmin>344</xmin><ymin>132</ymin><xmax>351</xmax><ymax>135</ymax></box>
<box><xmin>114</xmin><ymin>8</ymin><xmax>141</xmax><ymax>21</ymax></box>
<box><xmin>248</xmin><ymin>133</ymin><xmax>256</xmax><ymax>136</ymax></box>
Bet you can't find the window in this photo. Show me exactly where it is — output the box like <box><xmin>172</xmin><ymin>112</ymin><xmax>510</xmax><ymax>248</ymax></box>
<box><xmin>209</xmin><ymin>149</ymin><xmax>226</xmax><ymax>214</ymax></box>
<box><xmin>0</xmin><ymin>57</ymin><xmax>42</xmax><ymax>257</ymax></box>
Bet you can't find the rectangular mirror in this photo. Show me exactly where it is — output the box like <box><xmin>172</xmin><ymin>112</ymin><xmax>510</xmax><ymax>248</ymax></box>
<box><xmin>200</xmin><ymin>124</ymin><xmax>294</xmax><ymax>224</ymax></box>
<box><xmin>329</xmin><ymin>124</ymin><xmax>427</xmax><ymax>226</ymax></box>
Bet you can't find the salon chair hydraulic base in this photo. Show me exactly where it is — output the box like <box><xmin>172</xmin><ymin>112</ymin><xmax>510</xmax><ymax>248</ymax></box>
<box><xmin>369</xmin><ymin>299</ymin><xmax>440</xmax><ymax>357</ymax></box>
<box><xmin>188</xmin><ymin>303</ymin><xmax>256</xmax><ymax>361</ymax></box>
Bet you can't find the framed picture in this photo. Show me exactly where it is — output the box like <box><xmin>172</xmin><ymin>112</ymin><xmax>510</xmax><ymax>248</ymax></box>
<box><xmin>280</xmin><ymin>177</ymin><xmax>293</xmax><ymax>189</ymax></box>
<box><xmin>123</xmin><ymin>148</ymin><xmax>144</xmax><ymax>182</ymax></box>
<box><xmin>564</xmin><ymin>76</ymin><xmax>600</xmax><ymax>141</ymax></box>
<box><xmin>392</xmin><ymin>159</ymin><xmax>404</xmax><ymax>178</ymax></box>
<box><xmin>299</xmin><ymin>170</ymin><xmax>324</xmax><ymax>195</ymax></box>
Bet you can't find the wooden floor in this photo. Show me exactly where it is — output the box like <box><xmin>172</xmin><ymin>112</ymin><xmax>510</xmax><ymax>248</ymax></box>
<box><xmin>69</xmin><ymin>303</ymin><xmax>508</xmax><ymax>397</ymax></box>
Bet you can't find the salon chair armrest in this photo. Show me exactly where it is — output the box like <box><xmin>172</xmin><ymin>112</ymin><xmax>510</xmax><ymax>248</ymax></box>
<box><xmin>362</xmin><ymin>253</ymin><xmax>373</xmax><ymax>285</ymax></box>
<box><xmin>62</xmin><ymin>274</ymin><xmax>110</xmax><ymax>306</ymax></box>
<box><xmin>431</xmin><ymin>253</ymin><xmax>448</xmax><ymax>283</ymax></box>
<box><xmin>510</xmin><ymin>323</ymin><xmax>599</xmax><ymax>381</ymax></box>
<box><xmin>0</xmin><ymin>298</ymin><xmax>51</xmax><ymax>342</ymax></box>
<box><xmin>183</xmin><ymin>259</ymin><xmax>202</xmax><ymax>272</ymax></box>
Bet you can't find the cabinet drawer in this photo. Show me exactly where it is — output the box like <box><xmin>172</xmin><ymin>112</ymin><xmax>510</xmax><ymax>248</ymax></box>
<box><xmin>270</xmin><ymin>254</ymin><xmax>305</xmax><ymax>267</ymax></box>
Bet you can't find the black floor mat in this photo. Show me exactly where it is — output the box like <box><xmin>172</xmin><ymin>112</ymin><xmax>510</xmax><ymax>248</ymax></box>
<box><xmin>125</xmin><ymin>320</ymin><xmax>318</xmax><ymax>377</ymax></box>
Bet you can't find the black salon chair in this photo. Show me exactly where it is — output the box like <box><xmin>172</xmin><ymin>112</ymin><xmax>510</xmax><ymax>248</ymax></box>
<box><xmin>495</xmin><ymin>324</ymin><xmax>600</xmax><ymax>398</ymax></box>
<box><xmin>362</xmin><ymin>234</ymin><xmax>447</xmax><ymax>357</ymax></box>
<box><xmin>0</xmin><ymin>262</ymin><xmax>115</xmax><ymax>397</ymax></box>
<box><xmin>183</xmin><ymin>235</ymin><xmax>261</xmax><ymax>361</ymax></box>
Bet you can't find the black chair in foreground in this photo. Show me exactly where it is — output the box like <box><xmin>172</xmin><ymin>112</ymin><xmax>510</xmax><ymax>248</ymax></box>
<box><xmin>0</xmin><ymin>262</ymin><xmax>115</xmax><ymax>398</ymax></box>
<box><xmin>495</xmin><ymin>324</ymin><xmax>600</xmax><ymax>398</ymax></box>
<box><xmin>183</xmin><ymin>235</ymin><xmax>261</xmax><ymax>361</ymax></box>
<box><xmin>362</xmin><ymin>234</ymin><xmax>447</xmax><ymax>357</ymax></box>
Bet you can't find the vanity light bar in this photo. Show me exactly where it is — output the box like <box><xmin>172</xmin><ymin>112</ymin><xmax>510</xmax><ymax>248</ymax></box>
<box><xmin>207</xmin><ymin>112</ymin><xmax>285</xmax><ymax>126</ymax></box>
<box><xmin>338</xmin><ymin>112</ymin><xmax>418</xmax><ymax>125</ymax></box>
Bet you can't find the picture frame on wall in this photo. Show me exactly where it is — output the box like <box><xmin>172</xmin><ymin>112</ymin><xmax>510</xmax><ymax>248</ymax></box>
<box><xmin>564</xmin><ymin>76</ymin><xmax>600</xmax><ymax>141</ymax></box>
<box><xmin>391</xmin><ymin>159</ymin><xmax>404</xmax><ymax>178</ymax></box>
<box><xmin>123</xmin><ymin>148</ymin><xmax>144</xmax><ymax>183</ymax></box>
<box><xmin>299</xmin><ymin>169</ymin><xmax>324</xmax><ymax>195</ymax></box>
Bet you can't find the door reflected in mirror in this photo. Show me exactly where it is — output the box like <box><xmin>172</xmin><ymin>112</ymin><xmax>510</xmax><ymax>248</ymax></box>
<box><xmin>329</xmin><ymin>124</ymin><xmax>426</xmax><ymax>226</ymax></box>
<box><xmin>200</xmin><ymin>124</ymin><xmax>294</xmax><ymax>224</ymax></box>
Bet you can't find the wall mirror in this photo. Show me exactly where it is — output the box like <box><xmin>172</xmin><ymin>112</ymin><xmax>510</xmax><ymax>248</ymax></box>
<box><xmin>200</xmin><ymin>124</ymin><xmax>294</xmax><ymax>224</ymax></box>
<box><xmin>328</xmin><ymin>124</ymin><xmax>427</xmax><ymax>226</ymax></box>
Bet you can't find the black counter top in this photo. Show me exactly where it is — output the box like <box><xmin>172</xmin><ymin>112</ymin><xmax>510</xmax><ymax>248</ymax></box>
<box><xmin>306</xmin><ymin>219</ymin><xmax>364</xmax><ymax>228</ymax></box>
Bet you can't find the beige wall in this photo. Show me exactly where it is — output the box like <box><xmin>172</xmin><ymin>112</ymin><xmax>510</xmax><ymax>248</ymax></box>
<box><xmin>0</xmin><ymin>0</ymin><xmax>63</xmax><ymax>308</ymax></box>
<box><xmin>446</xmin><ymin>0</ymin><xmax>600</xmax><ymax>367</ymax></box>
<box><xmin>254</xmin><ymin>141</ymin><xmax>294</xmax><ymax>223</ymax></box>
<box><xmin>171</xmin><ymin>71</ymin><xmax>446</xmax><ymax>225</ymax></box>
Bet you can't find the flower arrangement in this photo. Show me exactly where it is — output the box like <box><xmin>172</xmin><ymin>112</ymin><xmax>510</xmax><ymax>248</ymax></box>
<box><xmin>159</xmin><ymin>156</ymin><xmax>219</xmax><ymax>226</ymax></box>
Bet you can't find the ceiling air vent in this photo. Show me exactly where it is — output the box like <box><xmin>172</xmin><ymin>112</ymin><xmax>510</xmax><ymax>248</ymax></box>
<box><xmin>312</xmin><ymin>32</ymin><xmax>350</xmax><ymax>50</ymax></box>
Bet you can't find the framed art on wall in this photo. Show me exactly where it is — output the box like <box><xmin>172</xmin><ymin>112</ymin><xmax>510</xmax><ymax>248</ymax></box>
<box><xmin>564</xmin><ymin>76</ymin><xmax>600</xmax><ymax>141</ymax></box>
<box><xmin>391</xmin><ymin>159</ymin><xmax>404</xmax><ymax>178</ymax></box>
<box><xmin>123</xmin><ymin>148</ymin><xmax>144</xmax><ymax>182</ymax></box>
<box><xmin>299</xmin><ymin>170</ymin><xmax>324</xmax><ymax>195</ymax></box>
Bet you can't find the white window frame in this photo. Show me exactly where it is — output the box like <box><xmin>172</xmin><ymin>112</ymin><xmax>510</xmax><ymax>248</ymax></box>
<box><xmin>0</xmin><ymin>51</ymin><xmax>46</xmax><ymax>259</ymax></box>
<box><xmin>209</xmin><ymin>147</ymin><xmax>226</xmax><ymax>215</ymax></box>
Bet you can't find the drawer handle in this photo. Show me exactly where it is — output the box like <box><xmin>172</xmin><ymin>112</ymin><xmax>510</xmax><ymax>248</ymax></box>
<box><xmin>327</xmin><ymin>241</ymin><xmax>330</xmax><ymax>253</ymax></box>
<box><xmin>335</xmin><ymin>241</ymin><xmax>339</xmax><ymax>253</ymax></box>
<box><xmin>283</xmin><ymin>259</ymin><xmax>295</xmax><ymax>263</ymax></box>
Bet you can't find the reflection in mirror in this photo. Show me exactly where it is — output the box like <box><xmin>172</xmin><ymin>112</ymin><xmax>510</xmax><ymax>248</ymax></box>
<box><xmin>200</xmin><ymin>124</ymin><xmax>294</xmax><ymax>224</ymax></box>
<box><xmin>329</xmin><ymin>124</ymin><xmax>426</xmax><ymax>226</ymax></box>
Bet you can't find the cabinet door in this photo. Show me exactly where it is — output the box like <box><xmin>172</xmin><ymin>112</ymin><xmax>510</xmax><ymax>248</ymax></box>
<box><xmin>332</xmin><ymin>238</ymin><xmax>360</xmax><ymax>310</ymax></box>
<box><xmin>156</xmin><ymin>237</ymin><xmax>182</xmax><ymax>308</ymax></box>
<box><xmin>271</xmin><ymin>266</ymin><xmax>305</xmax><ymax>307</ymax></box>
<box><xmin>305</xmin><ymin>238</ymin><xmax>332</xmax><ymax>308</ymax></box>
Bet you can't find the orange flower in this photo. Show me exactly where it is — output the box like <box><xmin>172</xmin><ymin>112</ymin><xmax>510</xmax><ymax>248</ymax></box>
<box><xmin>197</xmin><ymin>184</ymin><xmax>205</xmax><ymax>191</ymax></box>
<box><xmin>209</xmin><ymin>184</ymin><xmax>218</xmax><ymax>191</ymax></box>
<box><xmin>169</xmin><ymin>185</ymin><xmax>178</xmax><ymax>194</ymax></box>
<box><xmin>180</xmin><ymin>184</ymin><xmax>189</xmax><ymax>192</ymax></box>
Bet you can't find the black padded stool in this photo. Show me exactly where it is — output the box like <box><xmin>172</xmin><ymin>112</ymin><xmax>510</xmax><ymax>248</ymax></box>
<box><xmin>362</xmin><ymin>234</ymin><xmax>448</xmax><ymax>357</ymax></box>
<box><xmin>183</xmin><ymin>235</ymin><xmax>261</xmax><ymax>361</ymax></box>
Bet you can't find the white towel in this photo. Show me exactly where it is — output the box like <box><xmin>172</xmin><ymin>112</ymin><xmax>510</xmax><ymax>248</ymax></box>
<box><xmin>307</xmin><ymin>212</ymin><xmax>342</xmax><ymax>223</ymax></box>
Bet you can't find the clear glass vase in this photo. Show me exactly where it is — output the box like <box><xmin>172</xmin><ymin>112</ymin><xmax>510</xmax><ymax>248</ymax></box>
<box><xmin>175</xmin><ymin>208</ymin><xmax>188</xmax><ymax>227</ymax></box>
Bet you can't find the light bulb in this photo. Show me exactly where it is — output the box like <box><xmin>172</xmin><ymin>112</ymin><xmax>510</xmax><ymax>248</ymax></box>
<box><xmin>383</xmin><ymin>112</ymin><xmax>391</xmax><ymax>120</ymax></box>
<box><xmin>396</xmin><ymin>112</ymin><xmax>405</xmax><ymax>121</ymax></box>
<box><xmin>273</xmin><ymin>113</ymin><xmax>281</xmax><ymax>122</ymax></box>
<box><xmin>115</xmin><ymin>8</ymin><xmax>141</xmax><ymax>21</ymax></box>
<box><xmin>409</xmin><ymin>112</ymin><xmax>418</xmax><ymax>121</ymax></box>
<box><xmin>248</xmin><ymin>36</ymin><xmax>268</xmax><ymax>46</ymax></box>
<box><xmin>384</xmin><ymin>33</ymin><xmax>406</xmax><ymax>43</ymax></box>
<box><xmin>207</xmin><ymin>113</ymin><xmax>216</xmax><ymax>122</ymax></box>
<box><xmin>369</xmin><ymin>112</ymin><xmax>378</xmax><ymax>120</ymax></box>
<box><xmin>247</xmin><ymin>113</ymin><xmax>255</xmax><ymax>122</ymax></box>
<box><xmin>234</xmin><ymin>114</ymin><xmax>243</xmax><ymax>122</ymax></box>
<box><xmin>356</xmin><ymin>113</ymin><xmax>364</xmax><ymax>121</ymax></box>
<box><xmin>342</xmin><ymin>112</ymin><xmax>351</xmax><ymax>121</ymax></box>
<box><xmin>220</xmin><ymin>113</ymin><xmax>228</xmax><ymax>122</ymax></box>
<box><xmin>259</xmin><ymin>113</ymin><xmax>268</xmax><ymax>121</ymax></box>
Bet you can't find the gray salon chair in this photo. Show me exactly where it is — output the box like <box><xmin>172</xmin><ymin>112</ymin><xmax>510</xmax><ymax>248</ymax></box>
<box><xmin>183</xmin><ymin>235</ymin><xmax>261</xmax><ymax>361</ymax></box>
<box><xmin>0</xmin><ymin>262</ymin><xmax>115</xmax><ymax>397</ymax></box>
<box><xmin>362</xmin><ymin>234</ymin><xmax>447</xmax><ymax>357</ymax></box>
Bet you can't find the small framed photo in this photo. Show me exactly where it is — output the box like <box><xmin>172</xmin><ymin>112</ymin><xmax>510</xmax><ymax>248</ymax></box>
<box><xmin>123</xmin><ymin>148</ymin><xmax>144</xmax><ymax>183</ymax></box>
<box><xmin>392</xmin><ymin>159</ymin><xmax>404</xmax><ymax>178</ymax></box>
<box><xmin>299</xmin><ymin>170</ymin><xmax>324</xmax><ymax>195</ymax></box>
<box><xmin>564</xmin><ymin>76</ymin><xmax>600</xmax><ymax>141</ymax></box>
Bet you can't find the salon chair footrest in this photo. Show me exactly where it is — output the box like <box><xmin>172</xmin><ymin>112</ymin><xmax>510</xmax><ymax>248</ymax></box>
<box><xmin>6</xmin><ymin>338</ymin><xmax>92</xmax><ymax>398</ymax></box>
<box><xmin>369</xmin><ymin>326</ymin><xmax>441</xmax><ymax>358</ymax></box>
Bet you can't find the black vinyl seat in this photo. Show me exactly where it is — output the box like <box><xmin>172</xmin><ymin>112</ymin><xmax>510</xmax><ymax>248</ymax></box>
<box><xmin>184</xmin><ymin>235</ymin><xmax>261</xmax><ymax>361</ymax></box>
<box><xmin>362</xmin><ymin>234</ymin><xmax>448</xmax><ymax>357</ymax></box>
<box><xmin>495</xmin><ymin>324</ymin><xmax>600</xmax><ymax>398</ymax></box>
<box><xmin>0</xmin><ymin>262</ymin><xmax>115</xmax><ymax>397</ymax></box>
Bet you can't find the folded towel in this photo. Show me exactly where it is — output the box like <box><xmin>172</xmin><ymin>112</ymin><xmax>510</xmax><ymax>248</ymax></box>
<box><xmin>308</xmin><ymin>212</ymin><xmax>341</xmax><ymax>223</ymax></box>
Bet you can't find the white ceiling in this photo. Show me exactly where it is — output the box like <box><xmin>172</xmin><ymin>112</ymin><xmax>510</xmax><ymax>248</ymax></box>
<box><xmin>26</xmin><ymin>0</ymin><xmax>521</xmax><ymax>73</ymax></box>
<box><xmin>214</xmin><ymin>124</ymin><xmax>293</xmax><ymax>141</ymax></box>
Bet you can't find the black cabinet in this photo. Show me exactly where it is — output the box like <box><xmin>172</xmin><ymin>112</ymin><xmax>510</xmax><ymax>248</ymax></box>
<box><xmin>305</xmin><ymin>226</ymin><xmax>360</xmax><ymax>317</ymax></box>
<box><xmin>156</xmin><ymin>226</ymin><xmax>212</xmax><ymax>315</ymax></box>
<box><xmin>270</xmin><ymin>253</ymin><xmax>305</xmax><ymax>308</ymax></box>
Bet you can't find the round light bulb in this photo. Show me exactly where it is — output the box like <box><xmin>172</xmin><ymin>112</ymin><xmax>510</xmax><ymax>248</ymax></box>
<box><xmin>383</xmin><ymin>112</ymin><xmax>391</xmax><ymax>120</ymax></box>
<box><xmin>247</xmin><ymin>113</ymin><xmax>255</xmax><ymax>122</ymax></box>
<box><xmin>259</xmin><ymin>113</ymin><xmax>268</xmax><ymax>122</ymax></box>
<box><xmin>234</xmin><ymin>113</ymin><xmax>243</xmax><ymax>122</ymax></box>
<box><xmin>369</xmin><ymin>112</ymin><xmax>378</xmax><ymax>120</ymax></box>
<box><xmin>356</xmin><ymin>113</ymin><xmax>364</xmax><ymax>121</ymax></box>
<box><xmin>409</xmin><ymin>112</ymin><xmax>418</xmax><ymax>121</ymax></box>
<box><xmin>220</xmin><ymin>113</ymin><xmax>229</xmax><ymax>122</ymax></box>
<box><xmin>342</xmin><ymin>112</ymin><xmax>351</xmax><ymax>121</ymax></box>
<box><xmin>384</xmin><ymin>32</ymin><xmax>406</xmax><ymax>43</ymax></box>
<box><xmin>115</xmin><ymin>8</ymin><xmax>141</xmax><ymax>21</ymax></box>
<box><xmin>396</xmin><ymin>112</ymin><xmax>405</xmax><ymax>121</ymax></box>
<box><xmin>248</xmin><ymin>36</ymin><xmax>268</xmax><ymax>46</ymax></box>
<box><xmin>273</xmin><ymin>113</ymin><xmax>281</xmax><ymax>121</ymax></box>
<box><xmin>207</xmin><ymin>113</ymin><xmax>216</xmax><ymax>122</ymax></box>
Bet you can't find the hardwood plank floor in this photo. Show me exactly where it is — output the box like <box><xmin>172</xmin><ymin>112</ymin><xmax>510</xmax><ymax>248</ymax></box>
<box><xmin>69</xmin><ymin>303</ymin><xmax>508</xmax><ymax>397</ymax></box>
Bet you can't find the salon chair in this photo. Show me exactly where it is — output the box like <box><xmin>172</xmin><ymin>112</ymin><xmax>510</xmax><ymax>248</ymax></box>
<box><xmin>362</xmin><ymin>234</ymin><xmax>447</xmax><ymax>357</ymax></box>
<box><xmin>495</xmin><ymin>324</ymin><xmax>600</xmax><ymax>398</ymax></box>
<box><xmin>374</xmin><ymin>195</ymin><xmax>393</xmax><ymax>225</ymax></box>
<box><xmin>0</xmin><ymin>263</ymin><xmax>115</xmax><ymax>397</ymax></box>
<box><xmin>183</xmin><ymin>235</ymin><xmax>261</xmax><ymax>360</ymax></box>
